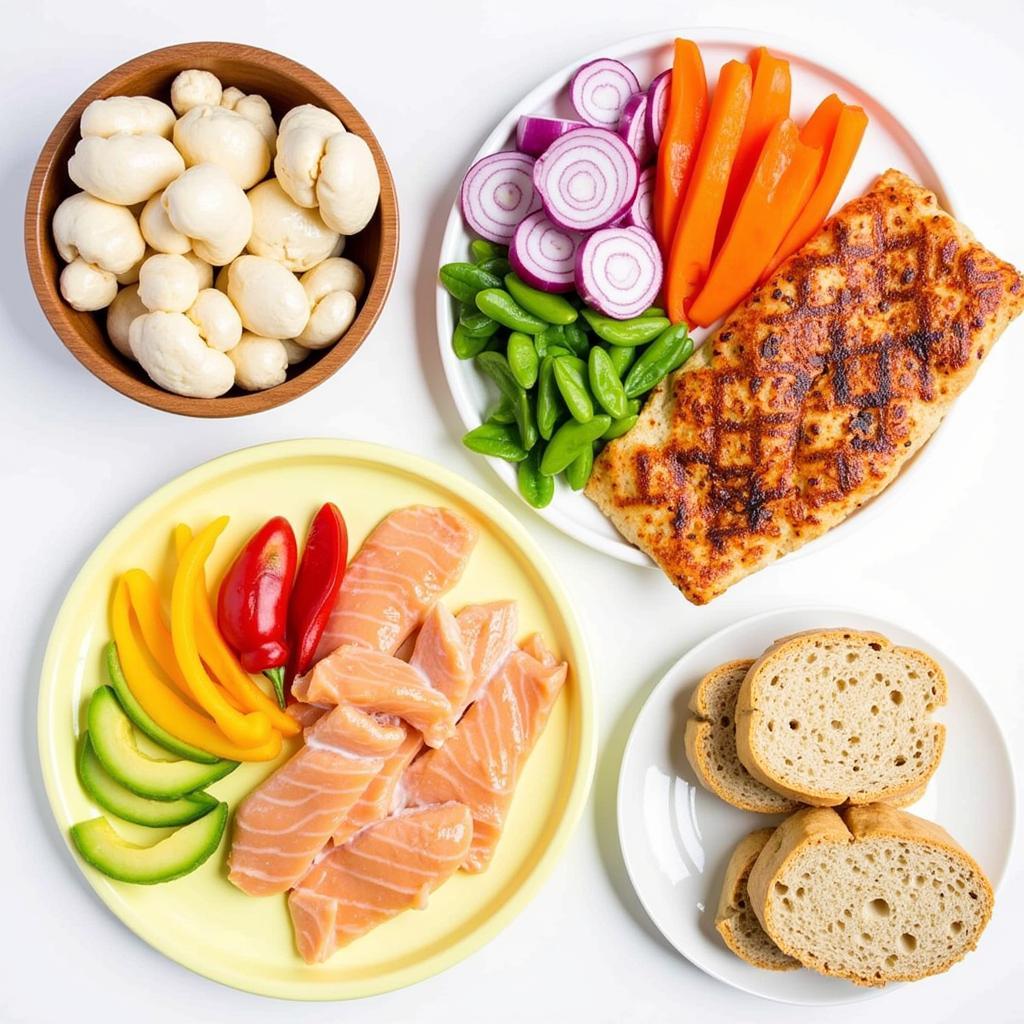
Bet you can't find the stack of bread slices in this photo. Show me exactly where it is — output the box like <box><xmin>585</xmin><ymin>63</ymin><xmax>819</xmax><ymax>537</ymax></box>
<box><xmin>684</xmin><ymin>629</ymin><xmax>993</xmax><ymax>987</ymax></box>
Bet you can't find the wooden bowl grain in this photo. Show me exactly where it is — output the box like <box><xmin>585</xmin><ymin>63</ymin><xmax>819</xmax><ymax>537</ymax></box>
<box><xmin>24</xmin><ymin>42</ymin><xmax>399</xmax><ymax>418</ymax></box>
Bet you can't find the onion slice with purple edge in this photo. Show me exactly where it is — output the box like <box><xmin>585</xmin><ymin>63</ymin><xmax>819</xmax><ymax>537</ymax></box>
<box><xmin>510</xmin><ymin>210</ymin><xmax>581</xmax><ymax>293</ymax></box>
<box><xmin>533</xmin><ymin>127</ymin><xmax>639</xmax><ymax>233</ymax></box>
<box><xmin>645</xmin><ymin>70</ymin><xmax>671</xmax><ymax>149</ymax></box>
<box><xmin>575</xmin><ymin>225</ymin><xmax>663</xmax><ymax>320</ymax></box>
<box><xmin>460</xmin><ymin>151</ymin><xmax>541</xmax><ymax>245</ymax></box>
<box><xmin>516</xmin><ymin>115</ymin><xmax>585</xmax><ymax>157</ymax></box>
<box><xmin>622</xmin><ymin>166</ymin><xmax>655</xmax><ymax>234</ymax></box>
<box><xmin>570</xmin><ymin>58</ymin><xmax>641</xmax><ymax>128</ymax></box>
<box><xmin>617</xmin><ymin>92</ymin><xmax>652</xmax><ymax>166</ymax></box>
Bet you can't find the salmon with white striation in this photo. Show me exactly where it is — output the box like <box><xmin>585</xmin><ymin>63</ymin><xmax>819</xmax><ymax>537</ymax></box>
<box><xmin>288</xmin><ymin>802</ymin><xmax>473</xmax><ymax>962</ymax></box>
<box><xmin>402</xmin><ymin>642</ymin><xmax>567</xmax><ymax>873</ymax></box>
<box><xmin>455</xmin><ymin>601</ymin><xmax>519</xmax><ymax>711</ymax></box>
<box><xmin>409</xmin><ymin>604</ymin><xmax>474</xmax><ymax>714</ymax></box>
<box><xmin>313</xmin><ymin>506</ymin><xmax>478</xmax><ymax>662</ymax></box>
<box><xmin>227</xmin><ymin>704</ymin><xmax>405</xmax><ymax>896</ymax></box>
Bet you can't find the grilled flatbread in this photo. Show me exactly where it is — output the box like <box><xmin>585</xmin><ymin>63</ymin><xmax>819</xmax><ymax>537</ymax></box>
<box><xmin>587</xmin><ymin>170</ymin><xmax>1024</xmax><ymax>604</ymax></box>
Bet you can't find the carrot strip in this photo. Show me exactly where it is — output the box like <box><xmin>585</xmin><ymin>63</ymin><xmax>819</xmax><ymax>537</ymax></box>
<box><xmin>665</xmin><ymin>60</ymin><xmax>752</xmax><ymax>324</ymax></box>
<box><xmin>653</xmin><ymin>39</ymin><xmax>708</xmax><ymax>253</ymax></box>
<box><xmin>714</xmin><ymin>47</ymin><xmax>790</xmax><ymax>254</ymax></box>
<box><xmin>799</xmin><ymin>92</ymin><xmax>844</xmax><ymax>149</ymax></box>
<box><xmin>688</xmin><ymin>119</ymin><xmax>821</xmax><ymax>327</ymax></box>
<box><xmin>761</xmin><ymin>104</ymin><xmax>868</xmax><ymax>280</ymax></box>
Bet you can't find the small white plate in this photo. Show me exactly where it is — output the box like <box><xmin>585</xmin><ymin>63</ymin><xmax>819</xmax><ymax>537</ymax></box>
<box><xmin>437</xmin><ymin>29</ymin><xmax>952</xmax><ymax>565</ymax></box>
<box><xmin>616</xmin><ymin>607</ymin><xmax>1015</xmax><ymax>1006</ymax></box>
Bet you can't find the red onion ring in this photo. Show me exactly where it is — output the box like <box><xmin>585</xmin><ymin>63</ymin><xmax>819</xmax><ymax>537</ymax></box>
<box><xmin>516</xmin><ymin>115</ymin><xmax>585</xmax><ymax>157</ymax></box>
<box><xmin>575</xmin><ymin>225</ymin><xmax>663</xmax><ymax>319</ymax></box>
<box><xmin>645</xmin><ymin>70</ymin><xmax>671</xmax><ymax>150</ymax></box>
<box><xmin>617</xmin><ymin>92</ymin><xmax>652</xmax><ymax>166</ymax></box>
<box><xmin>460</xmin><ymin>151</ymin><xmax>541</xmax><ymax>245</ymax></box>
<box><xmin>622</xmin><ymin>166</ymin><xmax>655</xmax><ymax>234</ymax></box>
<box><xmin>510</xmin><ymin>210</ymin><xmax>581</xmax><ymax>293</ymax></box>
<box><xmin>570</xmin><ymin>58</ymin><xmax>641</xmax><ymax>128</ymax></box>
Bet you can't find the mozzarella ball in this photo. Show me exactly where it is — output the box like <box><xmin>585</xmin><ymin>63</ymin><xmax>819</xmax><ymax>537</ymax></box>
<box><xmin>130</xmin><ymin>310</ymin><xmax>236</xmax><ymax>398</ymax></box>
<box><xmin>80</xmin><ymin>96</ymin><xmax>175</xmax><ymax>139</ymax></box>
<box><xmin>52</xmin><ymin>191</ymin><xmax>145</xmax><ymax>274</ymax></box>
<box><xmin>187</xmin><ymin>288</ymin><xmax>242</xmax><ymax>352</ymax></box>
<box><xmin>280</xmin><ymin>338</ymin><xmax>311</xmax><ymax>365</ymax></box>
<box><xmin>106</xmin><ymin>284</ymin><xmax>148</xmax><ymax>358</ymax></box>
<box><xmin>171</xmin><ymin>69</ymin><xmax>223</xmax><ymax>115</ymax></box>
<box><xmin>228</xmin><ymin>332</ymin><xmax>289</xmax><ymax>390</ymax></box>
<box><xmin>274</xmin><ymin>104</ymin><xmax>344</xmax><ymax>208</ymax></box>
<box><xmin>226</xmin><ymin>255</ymin><xmax>309</xmax><ymax>339</ymax></box>
<box><xmin>316</xmin><ymin>132</ymin><xmax>380</xmax><ymax>235</ymax></box>
<box><xmin>115</xmin><ymin>246</ymin><xmax>151</xmax><ymax>286</ymax></box>
<box><xmin>68</xmin><ymin>133</ymin><xmax>184</xmax><ymax>206</ymax></box>
<box><xmin>140</xmin><ymin>191</ymin><xmax>191</xmax><ymax>254</ymax></box>
<box><xmin>300</xmin><ymin>256</ymin><xmax>366</xmax><ymax>303</ymax></box>
<box><xmin>173</xmin><ymin>105</ymin><xmax>271</xmax><ymax>190</ymax></box>
<box><xmin>162</xmin><ymin>163</ymin><xmax>252</xmax><ymax>266</ymax></box>
<box><xmin>138</xmin><ymin>253</ymin><xmax>201</xmax><ymax>313</ymax></box>
<box><xmin>246</xmin><ymin>179</ymin><xmax>341</xmax><ymax>271</ymax></box>
<box><xmin>60</xmin><ymin>258</ymin><xmax>118</xmax><ymax>311</ymax></box>
<box><xmin>183</xmin><ymin>251</ymin><xmax>214</xmax><ymax>290</ymax></box>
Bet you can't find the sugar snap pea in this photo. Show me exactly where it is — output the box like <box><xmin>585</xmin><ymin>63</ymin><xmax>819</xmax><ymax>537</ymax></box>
<box><xmin>479</xmin><ymin>256</ymin><xmax>511</xmax><ymax>276</ymax></box>
<box><xmin>462</xmin><ymin>422</ymin><xmax>528</xmax><ymax>462</ymax></box>
<box><xmin>507</xmin><ymin>332</ymin><xmax>539</xmax><ymax>389</ymax></box>
<box><xmin>452</xmin><ymin>323</ymin><xmax>490</xmax><ymax>360</ymax></box>
<box><xmin>504</xmin><ymin>273</ymin><xmax>578</xmax><ymax>325</ymax></box>
<box><xmin>540</xmin><ymin>416</ymin><xmax>611</xmax><ymax>476</ymax></box>
<box><xmin>475</xmin><ymin>350</ymin><xmax>537</xmax><ymax>450</ymax></box>
<box><xmin>470</xmin><ymin>239</ymin><xmax>505</xmax><ymax>264</ymax></box>
<box><xmin>581</xmin><ymin>308</ymin><xmax>671</xmax><ymax>346</ymax></box>
<box><xmin>588</xmin><ymin>346</ymin><xmax>629</xmax><ymax>419</ymax></box>
<box><xmin>534</xmin><ymin>324</ymin><xmax>565</xmax><ymax>357</ymax></box>
<box><xmin>562</xmin><ymin>321</ymin><xmax>591</xmax><ymax>357</ymax></box>
<box><xmin>602</xmin><ymin>400</ymin><xmax>640</xmax><ymax>440</ymax></box>
<box><xmin>624</xmin><ymin>324</ymin><xmax>693</xmax><ymax>398</ymax></box>
<box><xmin>439</xmin><ymin>263</ymin><xmax>503</xmax><ymax>303</ymax></box>
<box><xmin>485</xmin><ymin>396</ymin><xmax>515</xmax><ymax>425</ymax></box>
<box><xmin>475</xmin><ymin>288</ymin><xmax>548</xmax><ymax>334</ymax></box>
<box><xmin>564</xmin><ymin>443</ymin><xmax>594</xmax><ymax>491</ymax></box>
<box><xmin>536</xmin><ymin>356</ymin><xmax>562</xmax><ymax>441</ymax></box>
<box><xmin>459</xmin><ymin>306</ymin><xmax>500</xmax><ymax>338</ymax></box>
<box><xmin>517</xmin><ymin>447</ymin><xmax>555</xmax><ymax>508</ymax></box>
<box><xmin>606</xmin><ymin>343</ymin><xmax>635</xmax><ymax>377</ymax></box>
<box><xmin>553</xmin><ymin>355</ymin><xmax>594</xmax><ymax>423</ymax></box>
<box><xmin>641</xmin><ymin>306</ymin><xmax>666</xmax><ymax>318</ymax></box>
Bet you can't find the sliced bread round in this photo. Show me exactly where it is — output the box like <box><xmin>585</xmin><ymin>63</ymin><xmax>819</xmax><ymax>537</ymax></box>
<box><xmin>747</xmin><ymin>804</ymin><xmax>993</xmax><ymax>987</ymax></box>
<box><xmin>715</xmin><ymin>828</ymin><xmax>801</xmax><ymax>971</ymax></box>
<box><xmin>735</xmin><ymin>630</ymin><xmax>947</xmax><ymax>806</ymax></box>
<box><xmin>684</xmin><ymin>661</ymin><xmax>800</xmax><ymax>814</ymax></box>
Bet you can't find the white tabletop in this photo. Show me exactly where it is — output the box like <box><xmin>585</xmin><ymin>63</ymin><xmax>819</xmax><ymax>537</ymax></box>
<box><xmin>2</xmin><ymin>1</ymin><xmax>1022</xmax><ymax>1021</ymax></box>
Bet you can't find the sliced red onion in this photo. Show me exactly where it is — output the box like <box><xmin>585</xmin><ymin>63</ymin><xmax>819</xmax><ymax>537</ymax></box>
<box><xmin>617</xmin><ymin>93</ymin><xmax>652</xmax><ymax>166</ymax></box>
<box><xmin>460</xmin><ymin>151</ymin><xmax>541</xmax><ymax>245</ymax></box>
<box><xmin>622</xmin><ymin>166</ymin><xmax>655</xmax><ymax>233</ymax></box>
<box><xmin>510</xmin><ymin>210</ymin><xmax>581</xmax><ymax>293</ymax></box>
<box><xmin>645</xmin><ymin>70</ymin><xmax>671</xmax><ymax>150</ymax></box>
<box><xmin>533</xmin><ymin>127</ymin><xmax>639</xmax><ymax>233</ymax></box>
<box><xmin>516</xmin><ymin>115</ymin><xmax>585</xmax><ymax>157</ymax></box>
<box><xmin>576</xmin><ymin>225</ymin><xmax>663</xmax><ymax>319</ymax></box>
<box><xmin>570</xmin><ymin>58</ymin><xmax>640</xmax><ymax>128</ymax></box>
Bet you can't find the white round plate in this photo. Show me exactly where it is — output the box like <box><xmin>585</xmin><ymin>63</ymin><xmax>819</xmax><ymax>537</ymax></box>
<box><xmin>616</xmin><ymin>607</ymin><xmax>1015</xmax><ymax>1005</ymax></box>
<box><xmin>438</xmin><ymin>29</ymin><xmax>952</xmax><ymax>565</ymax></box>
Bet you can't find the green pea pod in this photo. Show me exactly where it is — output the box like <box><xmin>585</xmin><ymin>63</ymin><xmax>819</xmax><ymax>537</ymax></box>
<box><xmin>562</xmin><ymin>321</ymin><xmax>591</xmax><ymax>357</ymax></box>
<box><xmin>507</xmin><ymin>332</ymin><xmax>539</xmax><ymax>389</ymax></box>
<box><xmin>564</xmin><ymin>443</ymin><xmax>594</xmax><ymax>491</ymax></box>
<box><xmin>624</xmin><ymin>324</ymin><xmax>693</xmax><ymax>398</ymax></box>
<box><xmin>504</xmin><ymin>273</ymin><xmax>578</xmax><ymax>325</ymax></box>
<box><xmin>485</xmin><ymin>396</ymin><xmax>515</xmax><ymax>425</ymax></box>
<box><xmin>581</xmin><ymin>308</ymin><xmax>671</xmax><ymax>346</ymax></box>
<box><xmin>513</xmin><ymin>388</ymin><xmax>538</xmax><ymax>451</ymax></box>
<box><xmin>602</xmin><ymin>409</ymin><xmax>639</xmax><ymax>440</ymax></box>
<box><xmin>668</xmin><ymin>335</ymin><xmax>695</xmax><ymax>372</ymax></box>
<box><xmin>544</xmin><ymin>345</ymin><xmax>573</xmax><ymax>359</ymax></box>
<box><xmin>462</xmin><ymin>422</ymin><xmax>528</xmax><ymax>462</ymax></box>
<box><xmin>470</xmin><ymin>239</ymin><xmax>505</xmax><ymax>264</ymax></box>
<box><xmin>439</xmin><ymin>263</ymin><xmax>503</xmax><ymax>303</ymax></box>
<box><xmin>588</xmin><ymin>346</ymin><xmax>629</xmax><ymax>419</ymax></box>
<box><xmin>536</xmin><ymin>356</ymin><xmax>562</xmax><ymax>441</ymax></box>
<box><xmin>452</xmin><ymin>323</ymin><xmax>490</xmax><ymax>360</ymax></box>
<box><xmin>606</xmin><ymin>343</ymin><xmax>636</xmax><ymax>377</ymax></box>
<box><xmin>478</xmin><ymin>256</ymin><xmax>511</xmax><ymax>276</ymax></box>
<box><xmin>534</xmin><ymin>324</ymin><xmax>565</xmax><ymax>358</ymax></box>
<box><xmin>517</xmin><ymin>447</ymin><xmax>555</xmax><ymax>509</ymax></box>
<box><xmin>540</xmin><ymin>416</ymin><xmax>611</xmax><ymax>476</ymax></box>
<box><xmin>553</xmin><ymin>355</ymin><xmax>594</xmax><ymax>423</ymax></box>
<box><xmin>641</xmin><ymin>306</ymin><xmax>666</xmax><ymax>318</ymax></box>
<box><xmin>475</xmin><ymin>288</ymin><xmax>548</xmax><ymax>334</ymax></box>
<box><xmin>459</xmin><ymin>306</ymin><xmax>500</xmax><ymax>338</ymax></box>
<box><xmin>476</xmin><ymin>351</ymin><xmax>537</xmax><ymax>450</ymax></box>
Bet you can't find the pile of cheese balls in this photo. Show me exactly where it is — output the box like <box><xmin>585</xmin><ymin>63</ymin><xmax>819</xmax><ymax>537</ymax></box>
<box><xmin>52</xmin><ymin>68</ymin><xmax>380</xmax><ymax>397</ymax></box>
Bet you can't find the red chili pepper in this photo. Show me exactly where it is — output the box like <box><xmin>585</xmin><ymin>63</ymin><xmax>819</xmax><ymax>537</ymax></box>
<box><xmin>286</xmin><ymin>502</ymin><xmax>348</xmax><ymax>696</ymax></box>
<box><xmin>217</xmin><ymin>516</ymin><xmax>297</xmax><ymax>708</ymax></box>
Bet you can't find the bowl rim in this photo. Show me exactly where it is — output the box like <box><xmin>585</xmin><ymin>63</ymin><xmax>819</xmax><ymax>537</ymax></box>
<box><xmin>24</xmin><ymin>40</ymin><xmax>399</xmax><ymax>419</ymax></box>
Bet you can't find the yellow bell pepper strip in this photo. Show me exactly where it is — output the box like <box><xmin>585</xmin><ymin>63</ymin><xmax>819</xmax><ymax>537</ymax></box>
<box><xmin>171</xmin><ymin>517</ymin><xmax>273</xmax><ymax>748</ymax></box>
<box><xmin>173</xmin><ymin>526</ymin><xmax>299</xmax><ymax>737</ymax></box>
<box><xmin>111</xmin><ymin>579</ymin><xmax>282</xmax><ymax>762</ymax></box>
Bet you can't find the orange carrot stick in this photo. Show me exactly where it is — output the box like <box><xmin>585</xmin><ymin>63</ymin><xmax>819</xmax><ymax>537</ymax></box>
<box><xmin>665</xmin><ymin>60</ymin><xmax>752</xmax><ymax>324</ymax></box>
<box><xmin>761</xmin><ymin>104</ymin><xmax>868</xmax><ymax>281</ymax></box>
<box><xmin>714</xmin><ymin>47</ymin><xmax>791</xmax><ymax>254</ymax></box>
<box><xmin>799</xmin><ymin>93</ymin><xmax>844</xmax><ymax>149</ymax></box>
<box><xmin>688</xmin><ymin>119</ymin><xmax>821</xmax><ymax>327</ymax></box>
<box><xmin>653</xmin><ymin>39</ymin><xmax>708</xmax><ymax>253</ymax></box>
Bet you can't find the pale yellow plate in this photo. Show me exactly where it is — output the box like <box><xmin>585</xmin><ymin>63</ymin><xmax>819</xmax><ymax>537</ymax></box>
<box><xmin>38</xmin><ymin>439</ymin><xmax>596</xmax><ymax>1001</ymax></box>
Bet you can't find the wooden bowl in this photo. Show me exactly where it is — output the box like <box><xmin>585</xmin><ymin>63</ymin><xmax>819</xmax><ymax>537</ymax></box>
<box><xmin>24</xmin><ymin>42</ymin><xmax>399</xmax><ymax>418</ymax></box>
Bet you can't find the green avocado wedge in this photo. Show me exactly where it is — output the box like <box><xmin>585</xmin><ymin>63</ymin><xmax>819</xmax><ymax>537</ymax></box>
<box><xmin>88</xmin><ymin>687</ymin><xmax>237</xmax><ymax>800</ymax></box>
<box><xmin>103</xmin><ymin>642</ymin><xmax>221</xmax><ymax>764</ymax></box>
<box><xmin>70</xmin><ymin>802</ymin><xmax>229</xmax><ymax>884</ymax></box>
<box><xmin>77</xmin><ymin>732</ymin><xmax>218</xmax><ymax>828</ymax></box>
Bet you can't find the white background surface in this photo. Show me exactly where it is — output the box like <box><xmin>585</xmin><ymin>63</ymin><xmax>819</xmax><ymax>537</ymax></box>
<box><xmin>1</xmin><ymin>1</ymin><xmax>1021</xmax><ymax>1022</ymax></box>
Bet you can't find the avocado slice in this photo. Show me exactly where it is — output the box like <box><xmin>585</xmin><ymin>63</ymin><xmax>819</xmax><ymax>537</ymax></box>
<box><xmin>104</xmin><ymin>642</ymin><xmax>220</xmax><ymax>764</ymax></box>
<box><xmin>78</xmin><ymin>732</ymin><xmax>218</xmax><ymax>828</ymax></box>
<box><xmin>70</xmin><ymin>802</ymin><xmax>229</xmax><ymax>884</ymax></box>
<box><xmin>88</xmin><ymin>686</ymin><xmax>236</xmax><ymax>800</ymax></box>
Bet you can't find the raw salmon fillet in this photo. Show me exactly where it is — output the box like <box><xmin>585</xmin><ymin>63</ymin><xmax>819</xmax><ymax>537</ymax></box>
<box><xmin>288</xmin><ymin>802</ymin><xmax>473</xmax><ymax>962</ymax></box>
<box><xmin>293</xmin><ymin>646</ymin><xmax>454</xmax><ymax>748</ymax></box>
<box><xmin>313</xmin><ymin>506</ymin><xmax>478</xmax><ymax>661</ymax></box>
<box><xmin>403</xmin><ymin>643</ymin><xmax>567</xmax><ymax>873</ymax></box>
<box><xmin>455</xmin><ymin>601</ymin><xmax>519</xmax><ymax>711</ymax></box>
<box><xmin>227</xmin><ymin>704</ymin><xmax>405</xmax><ymax>896</ymax></box>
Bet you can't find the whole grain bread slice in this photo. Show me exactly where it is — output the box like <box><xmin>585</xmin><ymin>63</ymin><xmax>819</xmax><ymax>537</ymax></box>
<box><xmin>684</xmin><ymin>661</ymin><xmax>799</xmax><ymax>814</ymax></box>
<box><xmin>716</xmin><ymin>828</ymin><xmax>801</xmax><ymax>971</ymax></box>
<box><xmin>747</xmin><ymin>804</ymin><xmax>993</xmax><ymax>987</ymax></box>
<box><xmin>735</xmin><ymin>630</ymin><xmax>947</xmax><ymax>806</ymax></box>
